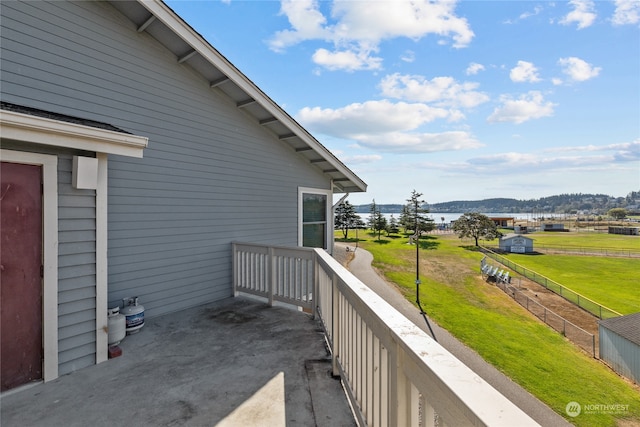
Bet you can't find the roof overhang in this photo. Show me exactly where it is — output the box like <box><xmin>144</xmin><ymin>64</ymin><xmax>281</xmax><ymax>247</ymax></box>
<box><xmin>107</xmin><ymin>0</ymin><xmax>366</xmax><ymax>193</ymax></box>
<box><xmin>0</xmin><ymin>109</ymin><xmax>148</xmax><ymax>158</ymax></box>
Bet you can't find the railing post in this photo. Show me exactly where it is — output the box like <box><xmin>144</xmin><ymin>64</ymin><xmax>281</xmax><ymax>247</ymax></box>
<box><xmin>312</xmin><ymin>251</ymin><xmax>318</xmax><ymax>319</ymax></box>
<box><xmin>232</xmin><ymin>243</ymin><xmax>238</xmax><ymax>296</ymax></box>
<box><xmin>268</xmin><ymin>246</ymin><xmax>275</xmax><ymax>307</ymax></box>
<box><xmin>390</xmin><ymin>342</ymin><xmax>410</xmax><ymax>427</ymax></box>
<box><xmin>331</xmin><ymin>271</ymin><xmax>340</xmax><ymax>377</ymax></box>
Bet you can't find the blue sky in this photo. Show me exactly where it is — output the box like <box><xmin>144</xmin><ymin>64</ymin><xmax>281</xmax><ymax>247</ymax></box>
<box><xmin>166</xmin><ymin>0</ymin><xmax>640</xmax><ymax>205</ymax></box>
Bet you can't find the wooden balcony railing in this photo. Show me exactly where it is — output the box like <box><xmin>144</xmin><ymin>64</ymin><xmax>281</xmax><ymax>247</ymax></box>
<box><xmin>232</xmin><ymin>242</ymin><xmax>539</xmax><ymax>427</ymax></box>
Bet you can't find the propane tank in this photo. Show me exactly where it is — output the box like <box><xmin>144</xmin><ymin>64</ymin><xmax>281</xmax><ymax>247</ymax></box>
<box><xmin>121</xmin><ymin>297</ymin><xmax>145</xmax><ymax>334</ymax></box>
<box><xmin>107</xmin><ymin>306</ymin><xmax>126</xmax><ymax>345</ymax></box>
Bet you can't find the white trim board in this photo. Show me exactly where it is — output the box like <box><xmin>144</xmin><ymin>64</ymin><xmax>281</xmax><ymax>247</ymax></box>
<box><xmin>0</xmin><ymin>110</ymin><xmax>148</xmax><ymax>158</ymax></box>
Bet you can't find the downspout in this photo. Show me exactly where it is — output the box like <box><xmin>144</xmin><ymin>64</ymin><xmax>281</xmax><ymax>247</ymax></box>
<box><xmin>330</xmin><ymin>190</ymin><xmax>350</xmax><ymax>256</ymax></box>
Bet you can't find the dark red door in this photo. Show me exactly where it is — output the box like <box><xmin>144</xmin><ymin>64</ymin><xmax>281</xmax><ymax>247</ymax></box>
<box><xmin>1</xmin><ymin>161</ymin><xmax>44</xmax><ymax>391</ymax></box>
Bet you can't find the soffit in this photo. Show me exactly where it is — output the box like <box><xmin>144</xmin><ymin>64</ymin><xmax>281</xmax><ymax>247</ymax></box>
<box><xmin>108</xmin><ymin>0</ymin><xmax>366</xmax><ymax>194</ymax></box>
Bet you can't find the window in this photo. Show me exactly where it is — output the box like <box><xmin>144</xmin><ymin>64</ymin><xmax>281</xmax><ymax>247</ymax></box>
<box><xmin>299</xmin><ymin>187</ymin><xmax>332</xmax><ymax>249</ymax></box>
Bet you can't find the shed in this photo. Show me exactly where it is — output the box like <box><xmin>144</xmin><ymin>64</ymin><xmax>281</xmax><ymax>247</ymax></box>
<box><xmin>599</xmin><ymin>313</ymin><xmax>640</xmax><ymax>384</ymax></box>
<box><xmin>499</xmin><ymin>234</ymin><xmax>534</xmax><ymax>253</ymax></box>
<box><xmin>0</xmin><ymin>0</ymin><xmax>366</xmax><ymax>389</ymax></box>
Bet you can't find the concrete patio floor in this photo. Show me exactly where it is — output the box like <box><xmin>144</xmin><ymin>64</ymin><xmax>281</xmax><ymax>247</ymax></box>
<box><xmin>1</xmin><ymin>297</ymin><xmax>356</xmax><ymax>427</ymax></box>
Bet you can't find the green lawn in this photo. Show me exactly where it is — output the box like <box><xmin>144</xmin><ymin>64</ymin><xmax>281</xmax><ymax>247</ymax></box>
<box><xmin>345</xmin><ymin>231</ymin><xmax>640</xmax><ymax>427</ymax></box>
<box><xmin>492</xmin><ymin>230</ymin><xmax>640</xmax><ymax>251</ymax></box>
<box><xmin>499</xmin><ymin>253</ymin><xmax>640</xmax><ymax>315</ymax></box>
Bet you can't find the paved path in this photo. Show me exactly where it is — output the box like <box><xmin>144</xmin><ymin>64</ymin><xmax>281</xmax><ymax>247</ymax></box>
<box><xmin>335</xmin><ymin>242</ymin><xmax>572</xmax><ymax>427</ymax></box>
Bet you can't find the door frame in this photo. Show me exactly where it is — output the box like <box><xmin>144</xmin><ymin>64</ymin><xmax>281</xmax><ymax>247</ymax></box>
<box><xmin>1</xmin><ymin>149</ymin><xmax>58</xmax><ymax>383</ymax></box>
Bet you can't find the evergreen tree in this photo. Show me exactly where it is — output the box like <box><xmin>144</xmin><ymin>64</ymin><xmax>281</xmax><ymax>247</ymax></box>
<box><xmin>386</xmin><ymin>214</ymin><xmax>400</xmax><ymax>236</ymax></box>
<box><xmin>399</xmin><ymin>204</ymin><xmax>413</xmax><ymax>233</ymax></box>
<box><xmin>334</xmin><ymin>200</ymin><xmax>360</xmax><ymax>239</ymax></box>
<box><xmin>407</xmin><ymin>190</ymin><xmax>435</xmax><ymax>235</ymax></box>
<box><xmin>368</xmin><ymin>199</ymin><xmax>387</xmax><ymax>241</ymax></box>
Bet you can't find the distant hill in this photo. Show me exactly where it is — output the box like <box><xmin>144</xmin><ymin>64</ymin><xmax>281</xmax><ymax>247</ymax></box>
<box><xmin>354</xmin><ymin>191</ymin><xmax>640</xmax><ymax>215</ymax></box>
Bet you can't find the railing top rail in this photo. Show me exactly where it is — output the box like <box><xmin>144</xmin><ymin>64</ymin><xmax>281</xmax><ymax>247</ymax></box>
<box><xmin>232</xmin><ymin>241</ymin><xmax>316</xmax><ymax>253</ymax></box>
<box><xmin>314</xmin><ymin>248</ymin><xmax>539</xmax><ymax>427</ymax></box>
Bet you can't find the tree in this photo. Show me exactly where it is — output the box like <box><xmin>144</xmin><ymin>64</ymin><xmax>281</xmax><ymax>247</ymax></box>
<box><xmin>452</xmin><ymin>212</ymin><xmax>502</xmax><ymax>246</ymax></box>
<box><xmin>608</xmin><ymin>208</ymin><xmax>628</xmax><ymax>220</ymax></box>
<box><xmin>386</xmin><ymin>214</ymin><xmax>400</xmax><ymax>236</ymax></box>
<box><xmin>334</xmin><ymin>201</ymin><xmax>360</xmax><ymax>239</ymax></box>
<box><xmin>368</xmin><ymin>199</ymin><xmax>387</xmax><ymax>241</ymax></box>
<box><xmin>399</xmin><ymin>204</ymin><xmax>412</xmax><ymax>233</ymax></box>
<box><xmin>406</xmin><ymin>190</ymin><xmax>435</xmax><ymax>236</ymax></box>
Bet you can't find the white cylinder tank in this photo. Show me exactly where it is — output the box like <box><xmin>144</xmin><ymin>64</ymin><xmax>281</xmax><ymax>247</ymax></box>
<box><xmin>121</xmin><ymin>297</ymin><xmax>145</xmax><ymax>334</ymax></box>
<box><xmin>107</xmin><ymin>306</ymin><xmax>126</xmax><ymax>345</ymax></box>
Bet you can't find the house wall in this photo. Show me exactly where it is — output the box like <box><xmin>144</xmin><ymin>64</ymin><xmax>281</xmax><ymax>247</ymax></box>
<box><xmin>1</xmin><ymin>0</ymin><xmax>330</xmax><ymax>323</ymax></box>
<box><xmin>599</xmin><ymin>325</ymin><xmax>640</xmax><ymax>384</ymax></box>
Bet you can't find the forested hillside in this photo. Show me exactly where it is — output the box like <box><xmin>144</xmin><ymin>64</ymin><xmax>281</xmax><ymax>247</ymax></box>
<box><xmin>355</xmin><ymin>191</ymin><xmax>640</xmax><ymax>214</ymax></box>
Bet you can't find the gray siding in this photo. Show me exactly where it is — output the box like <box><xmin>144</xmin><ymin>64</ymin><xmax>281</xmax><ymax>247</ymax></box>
<box><xmin>599</xmin><ymin>325</ymin><xmax>640</xmax><ymax>384</ymax></box>
<box><xmin>1</xmin><ymin>1</ymin><xmax>330</xmax><ymax>319</ymax></box>
<box><xmin>57</xmin><ymin>155</ymin><xmax>97</xmax><ymax>375</ymax></box>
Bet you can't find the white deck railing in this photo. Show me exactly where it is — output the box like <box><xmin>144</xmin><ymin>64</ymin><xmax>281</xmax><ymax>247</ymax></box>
<box><xmin>232</xmin><ymin>242</ymin><xmax>539</xmax><ymax>427</ymax></box>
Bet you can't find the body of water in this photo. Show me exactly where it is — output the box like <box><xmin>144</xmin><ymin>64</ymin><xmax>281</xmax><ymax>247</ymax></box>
<box><xmin>357</xmin><ymin>212</ymin><xmax>532</xmax><ymax>225</ymax></box>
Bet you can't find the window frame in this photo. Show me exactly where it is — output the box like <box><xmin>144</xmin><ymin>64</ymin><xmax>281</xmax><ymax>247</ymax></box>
<box><xmin>298</xmin><ymin>187</ymin><xmax>333</xmax><ymax>250</ymax></box>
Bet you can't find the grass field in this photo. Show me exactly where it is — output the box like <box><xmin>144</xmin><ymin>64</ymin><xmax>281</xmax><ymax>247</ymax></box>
<box><xmin>490</xmin><ymin>230</ymin><xmax>640</xmax><ymax>252</ymax></box>
<box><xmin>498</xmin><ymin>253</ymin><xmax>640</xmax><ymax>315</ymax></box>
<box><xmin>343</xmin><ymin>230</ymin><xmax>640</xmax><ymax>427</ymax></box>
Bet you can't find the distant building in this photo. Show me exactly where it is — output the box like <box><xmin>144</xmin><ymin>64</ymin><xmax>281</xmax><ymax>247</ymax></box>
<box><xmin>499</xmin><ymin>234</ymin><xmax>534</xmax><ymax>253</ymax></box>
<box><xmin>490</xmin><ymin>217</ymin><xmax>515</xmax><ymax>228</ymax></box>
<box><xmin>599</xmin><ymin>313</ymin><xmax>640</xmax><ymax>384</ymax></box>
<box><xmin>543</xmin><ymin>223</ymin><xmax>566</xmax><ymax>232</ymax></box>
<box><xmin>608</xmin><ymin>226</ymin><xmax>639</xmax><ymax>236</ymax></box>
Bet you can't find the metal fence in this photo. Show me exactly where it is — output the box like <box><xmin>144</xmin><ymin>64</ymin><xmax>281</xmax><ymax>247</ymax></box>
<box><xmin>481</xmin><ymin>248</ymin><xmax>622</xmax><ymax>320</ymax></box>
<box><xmin>494</xmin><ymin>278</ymin><xmax>596</xmax><ymax>357</ymax></box>
<box><xmin>484</xmin><ymin>244</ymin><xmax>640</xmax><ymax>258</ymax></box>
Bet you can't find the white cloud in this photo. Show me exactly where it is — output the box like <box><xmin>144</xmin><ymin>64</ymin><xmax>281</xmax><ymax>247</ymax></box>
<box><xmin>487</xmin><ymin>91</ymin><xmax>556</xmax><ymax>124</ymax></box>
<box><xmin>558</xmin><ymin>57</ymin><xmax>601</xmax><ymax>82</ymax></box>
<box><xmin>312</xmin><ymin>48</ymin><xmax>382</xmax><ymax>71</ymax></box>
<box><xmin>466</xmin><ymin>62</ymin><xmax>485</xmax><ymax>75</ymax></box>
<box><xmin>510</xmin><ymin>61</ymin><xmax>542</xmax><ymax>83</ymax></box>
<box><xmin>296</xmin><ymin>100</ymin><xmax>483</xmax><ymax>153</ymax></box>
<box><xmin>428</xmin><ymin>140</ymin><xmax>640</xmax><ymax>175</ymax></box>
<box><xmin>268</xmin><ymin>0</ymin><xmax>474</xmax><ymax>71</ymax></box>
<box><xmin>612</xmin><ymin>0</ymin><xmax>640</xmax><ymax>25</ymax></box>
<box><xmin>379</xmin><ymin>73</ymin><xmax>490</xmax><ymax>108</ymax></box>
<box><xmin>297</xmin><ymin>100</ymin><xmax>452</xmax><ymax>136</ymax></box>
<box><xmin>504</xmin><ymin>5</ymin><xmax>544</xmax><ymax>24</ymax></box>
<box><xmin>401</xmin><ymin>50</ymin><xmax>415</xmax><ymax>63</ymax></box>
<box><xmin>355</xmin><ymin>131</ymin><xmax>482</xmax><ymax>153</ymax></box>
<box><xmin>268</xmin><ymin>0</ymin><xmax>330</xmax><ymax>52</ymax></box>
<box><xmin>546</xmin><ymin>139</ymin><xmax>640</xmax><ymax>162</ymax></box>
<box><xmin>559</xmin><ymin>0</ymin><xmax>597</xmax><ymax>29</ymax></box>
